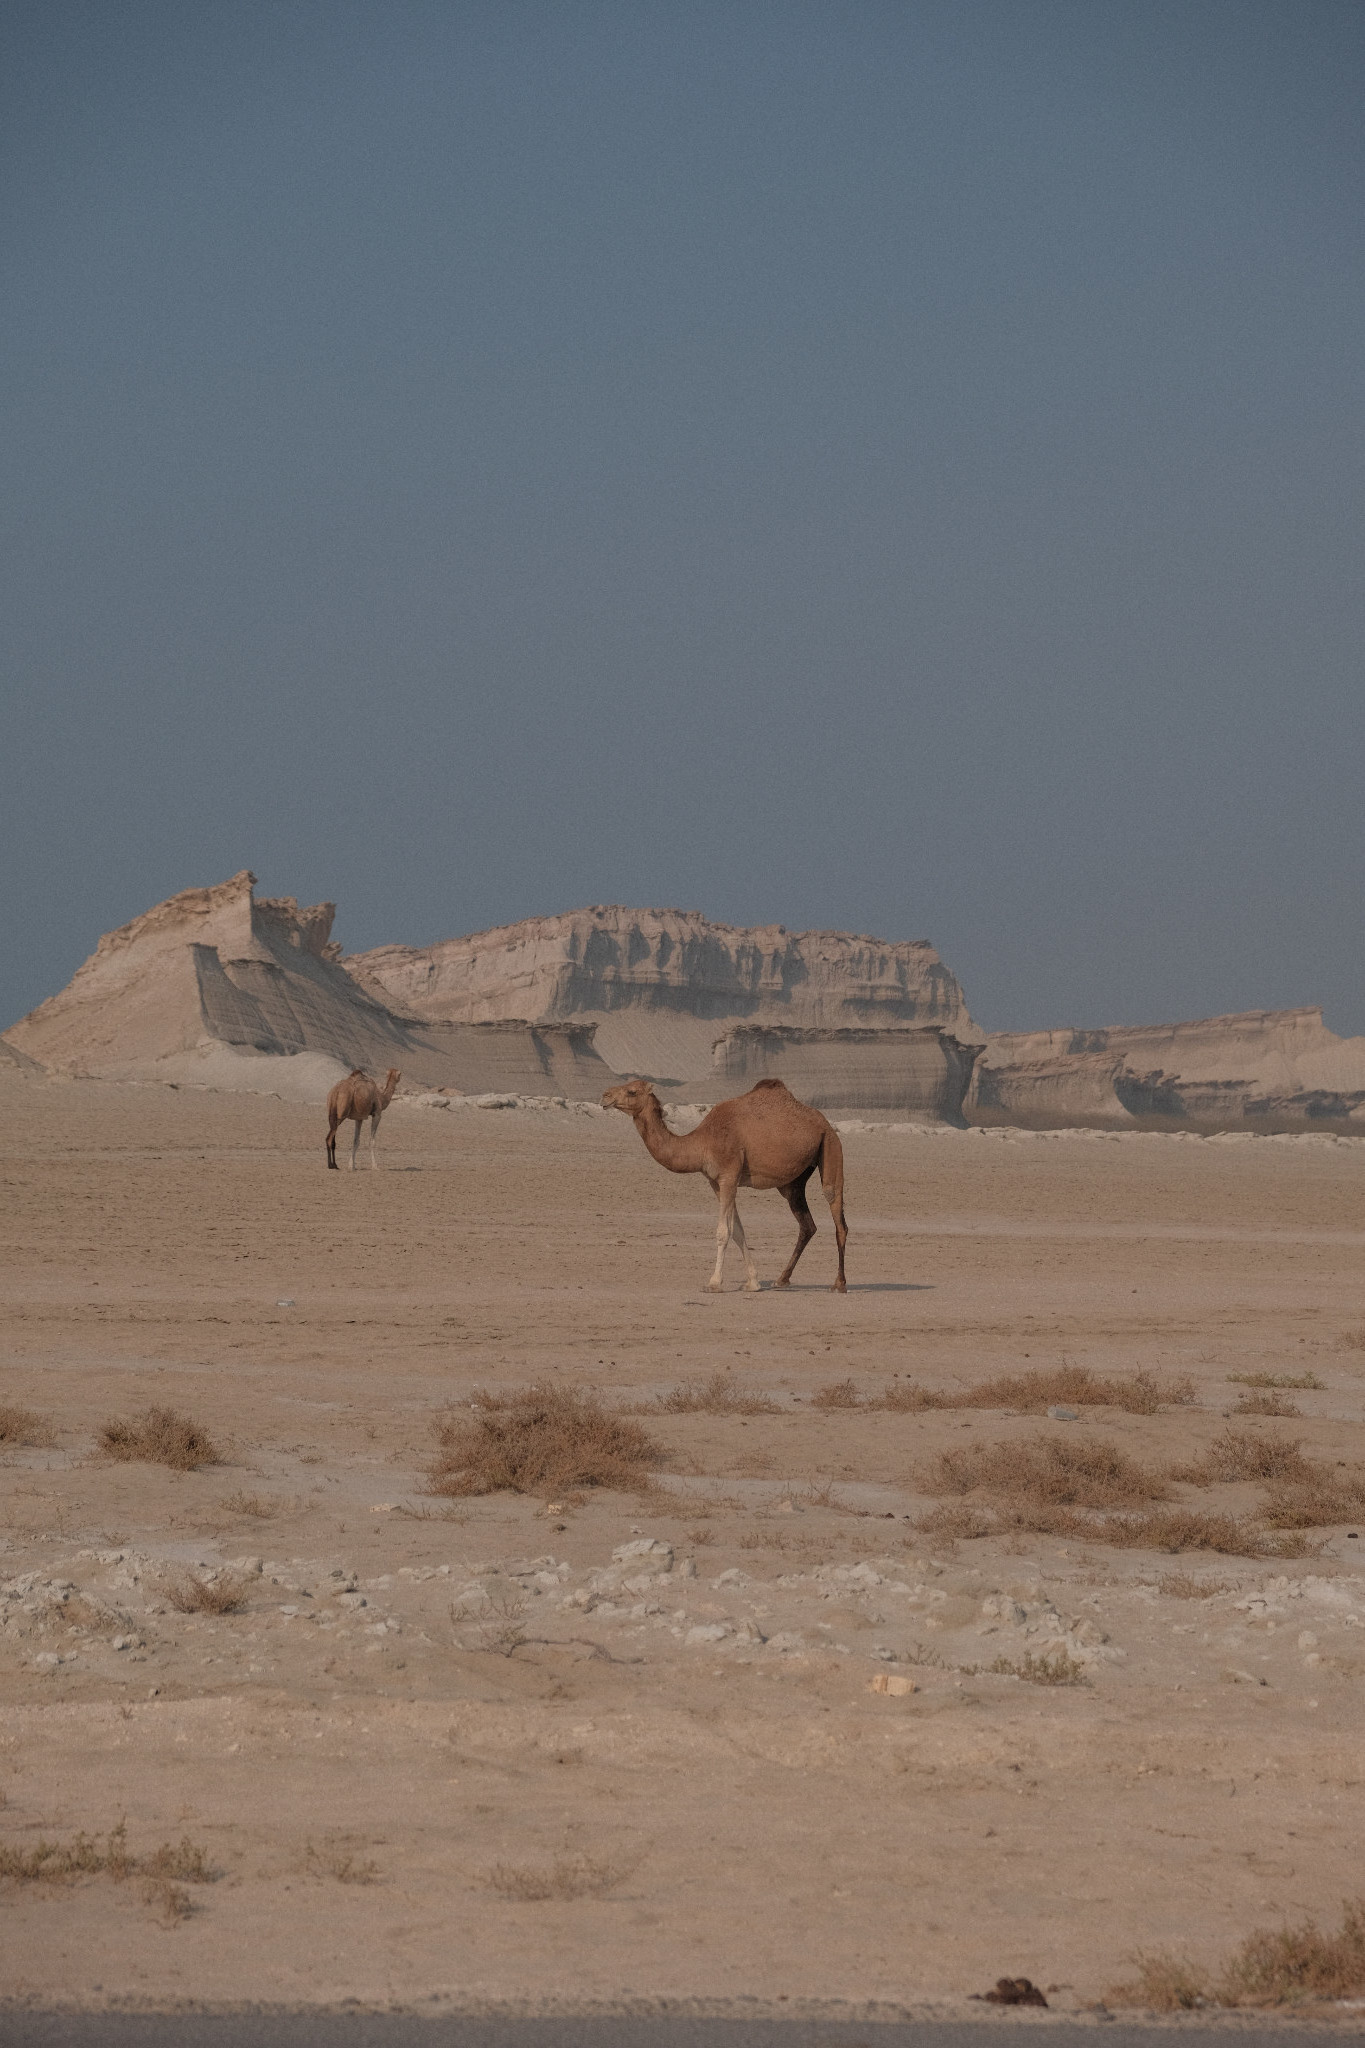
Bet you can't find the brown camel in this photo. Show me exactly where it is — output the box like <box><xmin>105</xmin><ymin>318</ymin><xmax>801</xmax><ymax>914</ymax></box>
<box><xmin>326</xmin><ymin>1067</ymin><xmax>401</xmax><ymax>1170</ymax></box>
<box><xmin>601</xmin><ymin>1076</ymin><xmax>848</xmax><ymax>1292</ymax></box>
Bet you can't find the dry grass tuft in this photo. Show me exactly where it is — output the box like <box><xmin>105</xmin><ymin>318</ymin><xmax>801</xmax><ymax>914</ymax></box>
<box><xmin>1221</xmin><ymin>1897</ymin><xmax>1365</xmax><ymax>2004</ymax></box>
<box><xmin>1173</xmin><ymin>1428</ymin><xmax>1317</xmax><ymax>1485</ymax></box>
<box><xmin>1338</xmin><ymin>1329</ymin><xmax>1365</xmax><ymax>1352</ymax></box>
<box><xmin>219</xmin><ymin>1490</ymin><xmax>280</xmax><ymax>1518</ymax></box>
<box><xmin>987</xmin><ymin>1650</ymin><xmax>1090</xmax><ymax>1686</ymax></box>
<box><xmin>1262</xmin><ymin>1473</ymin><xmax>1365</xmax><ymax>1529</ymax></box>
<box><xmin>98</xmin><ymin>1407</ymin><xmax>220</xmax><ymax>1471</ymax></box>
<box><xmin>1232</xmin><ymin>1392</ymin><xmax>1301</xmax><ymax>1417</ymax></box>
<box><xmin>870</xmin><ymin>1365</ymin><xmax>1193</xmax><ymax>1415</ymax></box>
<box><xmin>1114</xmin><ymin>1897</ymin><xmax>1365</xmax><ymax>2009</ymax></box>
<box><xmin>1113</xmin><ymin>1950</ymin><xmax>1212</xmax><ymax>2010</ymax></box>
<box><xmin>306</xmin><ymin>1840</ymin><xmax>380</xmax><ymax>1885</ymax></box>
<box><xmin>649</xmin><ymin>1374</ymin><xmax>780</xmax><ymax>1416</ymax></box>
<box><xmin>163</xmin><ymin>1572</ymin><xmax>248</xmax><ymax>1616</ymax></box>
<box><xmin>484</xmin><ymin>1854</ymin><xmax>626</xmax><ymax>1902</ymax></box>
<box><xmin>0</xmin><ymin>1822</ymin><xmax>213</xmax><ymax>1896</ymax></box>
<box><xmin>1228</xmin><ymin>1370</ymin><xmax>1325</xmax><ymax>1390</ymax></box>
<box><xmin>925</xmin><ymin>1433</ymin><xmax>1166</xmax><ymax>1510</ymax></box>
<box><xmin>1156</xmin><ymin>1572</ymin><xmax>1235</xmax><ymax>1599</ymax></box>
<box><xmin>811</xmin><ymin>1378</ymin><xmax>863</xmax><ymax>1410</ymax></box>
<box><xmin>0</xmin><ymin>1405</ymin><xmax>56</xmax><ymax>1448</ymax></box>
<box><xmin>460</xmin><ymin>1590</ymin><xmax>529</xmax><ymax>1657</ymax></box>
<box><xmin>428</xmin><ymin>1385</ymin><xmax>663</xmax><ymax>1497</ymax></box>
<box><xmin>911</xmin><ymin>1502</ymin><xmax>997</xmax><ymax>1540</ymax></box>
<box><xmin>915</xmin><ymin>1493</ymin><xmax>1270</xmax><ymax>1557</ymax></box>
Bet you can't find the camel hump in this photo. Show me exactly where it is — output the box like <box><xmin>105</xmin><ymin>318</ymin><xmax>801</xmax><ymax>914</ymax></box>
<box><xmin>750</xmin><ymin>1078</ymin><xmax>791</xmax><ymax>1093</ymax></box>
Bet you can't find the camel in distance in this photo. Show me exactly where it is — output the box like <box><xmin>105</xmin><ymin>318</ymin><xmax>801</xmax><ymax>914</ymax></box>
<box><xmin>326</xmin><ymin>1067</ymin><xmax>401</xmax><ymax>1170</ymax></box>
<box><xmin>601</xmin><ymin>1077</ymin><xmax>848</xmax><ymax>1293</ymax></box>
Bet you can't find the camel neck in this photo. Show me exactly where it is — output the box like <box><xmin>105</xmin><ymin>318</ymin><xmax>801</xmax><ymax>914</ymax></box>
<box><xmin>633</xmin><ymin>1100</ymin><xmax>697</xmax><ymax>1174</ymax></box>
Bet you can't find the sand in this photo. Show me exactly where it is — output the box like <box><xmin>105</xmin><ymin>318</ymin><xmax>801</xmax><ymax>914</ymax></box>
<box><xmin>1</xmin><ymin>1071</ymin><xmax>1363</xmax><ymax>2018</ymax></box>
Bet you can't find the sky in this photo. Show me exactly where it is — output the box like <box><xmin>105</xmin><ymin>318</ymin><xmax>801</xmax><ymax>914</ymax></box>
<box><xmin>3</xmin><ymin>0</ymin><xmax>1363</xmax><ymax>1036</ymax></box>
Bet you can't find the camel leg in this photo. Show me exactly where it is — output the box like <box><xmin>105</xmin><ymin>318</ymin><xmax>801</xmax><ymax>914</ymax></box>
<box><xmin>368</xmin><ymin>1111</ymin><xmax>380</xmax><ymax>1170</ymax></box>
<box><xmin>708</xmin><ymin>1178</ymin><xmax>760</xmax><ymax>1292</ymax></box>
<box><xmin>774</xmin><ymin>1171</ymin><xmax>817</xmax><ymax>1286</ymax></box>
<box><xmin>326</xmin><ymin>1117</ymin><xmax>339</xmax><ymax>1169</ymax></box>
<box><xmin>350</xmin><ymin>1118</ymin><xmax>362</xmax><ymax>1171</ymax></box>
<box><xmin>820</xmin><ymin>1139</ymin><xmax>849</xmax><ymax>1294</ymax></box>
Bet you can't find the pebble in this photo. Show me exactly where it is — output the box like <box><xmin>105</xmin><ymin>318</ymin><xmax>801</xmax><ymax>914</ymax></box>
<box><xmin>1047</xmin><ymin>1405</ymin><xmax>1080</xmax><ymax>1421</ymax></box>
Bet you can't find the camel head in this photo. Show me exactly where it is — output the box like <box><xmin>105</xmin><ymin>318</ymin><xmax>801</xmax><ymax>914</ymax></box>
<box><xmin>601</xmin><ymin>1077</ymin><xmax>659</xmax><ymax>1118</ymax></box>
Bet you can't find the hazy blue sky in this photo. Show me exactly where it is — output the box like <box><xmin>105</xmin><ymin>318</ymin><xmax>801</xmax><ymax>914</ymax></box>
<box><xmin>4</xmin><ymin>1</ymin><xmax>1362</xmax><ymax>1034</ymax></box>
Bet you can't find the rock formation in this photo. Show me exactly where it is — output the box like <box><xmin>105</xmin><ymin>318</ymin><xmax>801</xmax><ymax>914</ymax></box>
<box><xmin>713</xmin><ymin>1025</ymin><xmax>983</xmax><ymax>1123</ymax></box>
<box><xmin>969</xmin><ymin>1008</ymin><xmax>1365</xmax><ymax>1131</ymax></box>
<box><xmin>2</xmin><ymin>872</ymin><xmax>615</xmax><ymax>1101</ymax></box>
<box><xmin>346</xmin><ymin>905</ymin><xmax>982</xmax><ymax>1099</ymax></box>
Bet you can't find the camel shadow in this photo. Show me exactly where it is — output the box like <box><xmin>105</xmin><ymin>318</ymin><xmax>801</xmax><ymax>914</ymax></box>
<box><xmin>751</xmin><ymin>1281</ymin><xmax>934</xmax><ymax>1294</ymax></box>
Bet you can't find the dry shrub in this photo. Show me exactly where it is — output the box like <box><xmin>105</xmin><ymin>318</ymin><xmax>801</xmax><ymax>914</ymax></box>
<box><xmin>0</xmin><ymin>1406</ymin><xmax>55</xmax><ymax>1448</ymax></box>
<box><xmin>1115</xmin><ymin>1898</ymin><xmax>1365</xmax><ymax>2010</ymax></box>
<box><xmin>0</xmin><ymin>1823</ymin><xmax>212</xmax><ymax>1891</ymax></box>
<box><xmin>811</xmin><ymin>1378</ymin><xmax>862</xmax><ymax>1410</ymax></box>
<box><xmin>1233</xmin><ymin>1392</ymin><xmax>1301</xmax><ymax>1417</ymax></box>
<box><xmin>1262</xmin><ymin>1473</ymin><xmax>1365</xmax><ymax>1529</ymax></box>
<box><xmin>484</xmin><ymin>1854</ymin><xmax>624</xmax><ymax>1902</ymax></box>
<box><xmin>915</xmin><ymin>1498</ymin><xmax>1267</xmax><ymax>1557</ymax></box>
<box><xmin>650</xmin><ymin>1374</ymin><xmax>779</xmax><ymax>1415</ymax></box>
<box><xmin>1338</xmin><ymin>1329</ymin><xmax>1365</xmax><ymax>1351</ymax></box>
<box><xmin>1221</xmin><ymin>1897</ymin><xmax>1365</xmax><ymax>2004</ymax></box>
<box><xmin>164</xmin><ymin>1572</ymin><xmax>248</xmax><ymax>1616</ymax></box>
<box><xmin>987</xmin><ymin>1650</ymin><xmax>1089</xmax><ymax>1686</ymax></box>
<box><xmin>876</xmin><ymin>1365</ymin><xmax>1192</xmax><ymax>1414</ymax></box>
<box><xmin>1229</xmin><ymin>1370</ymin><xmax>1324</xmax><ymax>1390</ymax></box>
<box><xmin>912</xmin><ymin>1502</ymin><xmax>996</xmax><ymax>1540</ymax></box>
<box><xmin>306</xmin><ymin>1840</ymin><xmax>379</xmax><ymax>1885</ymax></box>
<box><xmin>686</xmin><ymin>1526</ymin><xmax>716</xmax><ymax>1546</ymax></box>
<box><xmin>98</xmin><ymin>1407</ymin><xmax>219</xmax><ymax>1471</ymax></box>
<box><xmin>428</xmin><ymin>1385</ymin><xmax>663</xmax><ymax>1497</ymax></box>
<box><xmin>1113</xmin><ymin>1950</ymin><xmax>1211</xmax><ymax>2010</ymax></box>
<box><xmin>925</xmin><ymin>1433</ymin><xmax>1165</xmax><ymax>1510</ymax></box>
<box><xmin>1157</xmin><ymin>1572</ymin><xmax>1235</xmax><ymax>1599</ymax></box>
<box><xmin>219</xmin><ymin>1491</ymin><xmax>279</xmax><ymax>1518</ymax></box>
<box><xmin>461</xmin><ymin>1590</ymin><xmax>529</xmax><ymax>1657</ymax></box>
<box><xmin>1174</xmin><ymin>1428</ymin><xmax>1317</xmax><ymax>1485</ymax></box>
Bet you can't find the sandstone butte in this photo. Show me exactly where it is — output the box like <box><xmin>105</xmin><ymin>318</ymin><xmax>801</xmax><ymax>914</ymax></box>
<box><xmin>5</xmin><ymin>870</ymin><xmax>1365</xmax><ymax>1129</ymax></box>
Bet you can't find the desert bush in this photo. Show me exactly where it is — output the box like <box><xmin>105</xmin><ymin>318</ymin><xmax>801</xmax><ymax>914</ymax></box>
<box><xmin>1228</xmin><ymin>1370</ymin><xmax>1324</xmax><ymax>1390</ymax></box>
<box><xmin>811</xmin><ymin>1378</ymin><xmax>862</xmax><ymax>1410</ymax></box>
<box><xmin>1261</xmin><ymin>1473</ymin><xmax>1365</xmax><ymax>1529</ymax></box>
<box><xmin>987</xmin><ymin>1650</ymin><xmax>1090</xmax><ymax>1686</ymax></box>
<box><xmin>1173</xmin><ymin>1428</ymin><xmax>1317</xmax><ymax>1485</ymax></box>
<box><xmin>0</xmin><ymin>1405</ymin><xmax>55</xmax><ymax>1448</ymax></box>
<box><xmin>428</xmin><ymin>1385</ymin><xmax>663</xmax><ymax>1498</ymax></box>
<box><xmin>219</xmin><ymin>1490</ymin><xmax>279</xmax><ymax>1518</ymax></box>
<box><xmin>1221</xmin><ymin>1897</ymin><xmax>1365</xmax><ymax>2003</ymax></box>
<box><xmin>1156</xmin><ymin>1572</ymin><xmax>1235</xmax><ymax>1599</ymax></box>
<box><xmin>1114</xmin><ymin>1898</ymin><xmax>1365</xmax><ymax>2009</ymax></box>
<box><xmin>306</xmin><ymin>1840</ymin><xmax>379</xmax><ymax>1884</ymax></box>
<box><xmin>924</xmin><ymin>1433</ymin><xmax>1165</xmax><ymax>1510</ymax></box>
<box><xmin>877</xmin><ymin>1365</ymin><xmax>1192</xmax><ymax>1414</ymax></box>
<box><xmin>164</xmin><ymin>1572</ymin><xmax>248</xmax><ymax>1616</ymax></box>
<box><xmin>649</xmin><ymin>1373</ymin><xmax>779</xmax><ymax>1415</ymax></box>
<box><xmin>1232</xmin><ymin>1392</ymin><xmax>1301</xmax><ymax>1417</ymax></box>
<box><xmin>98</xmin><ymin>1407</ymin><xmax>219</xmax><ymax>1471</ymax></box>
<box><xmin>914</xmin><ymin>1498</ymin><xmax>1268</xmax><ymax>1556</ymax></box>
<box><xmin>0</xmin><ymin>1822</ymin><xmax>212</xmax><ymax>1890</ymax></box>
<box><xmin>484</xmin><ymin>1854</ymin><xmax>624</xmax><ymax>1901</ymax></box>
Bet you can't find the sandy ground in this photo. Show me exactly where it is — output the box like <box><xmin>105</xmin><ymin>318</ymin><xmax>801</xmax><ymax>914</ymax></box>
<box><xmin>1</xmin><ymin>1072</ymin><xmax>1364</xmax><ymax>2018</ymax></box>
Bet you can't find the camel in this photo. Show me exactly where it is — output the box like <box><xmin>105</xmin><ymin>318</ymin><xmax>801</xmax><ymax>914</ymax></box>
<box><xmin>326</xmin><ymin>1067</ymin><xmax>401</xmax><ymax>1170</ymax></box>
<box><xmin>601</xmin><ymin>1076</ymin><xmax>848</xmax><ymax>1292</ymax></box>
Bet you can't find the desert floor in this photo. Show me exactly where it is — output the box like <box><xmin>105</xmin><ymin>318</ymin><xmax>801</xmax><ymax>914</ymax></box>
<box><xmin>1</xmin><ymin>1072</ymin><xmax>1363</xmax><ymax>2020</ymax></box>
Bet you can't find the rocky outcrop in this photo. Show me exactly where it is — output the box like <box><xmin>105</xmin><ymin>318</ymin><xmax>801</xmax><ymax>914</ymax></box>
<box><xmin>969</xmin><ymin>1008</ymin><xmax>1365</xmax><ymax>1131</ymax></box>
<box><xmin>346</xmin><ymin>905</ymin><xmax>981</xmax><ymax>1089</ymax></box>
<box><xmin>3</xmin><ymin>873</ymin><xmax>616</xmax><ymax>1100</ymax></box>
<box><xmin>713</xmin><ymin>1026</ymin><xmax>982</xmax><ymax>1122</ymax></box>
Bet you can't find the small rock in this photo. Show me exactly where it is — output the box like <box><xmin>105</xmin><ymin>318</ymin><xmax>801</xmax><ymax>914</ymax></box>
<box><xmin>276</xmin><ymin>1298</ymin><xmax>296</xmax><ymax>1308</ymax></box>
<box><xmin>977</xmin><ymin>1978</ymin><xmax>1048</xmax><ymax>2008</ymax></box>
<box><xmin>1047</xmin><ymin>1405</ymin><xmax>1079</xmax><ymax>1422</ymax></box>
<box><xmin>869</xmin><ymin>1673</ymin><xmax>917</xmax><ymax>1696</ymax></box>
<box><xmin>33</xmin><ymin>1652</ymin><xmax>60</xmax><ymax>1670</ymax></box>
<box><xmin>685</xmin><ymin>1622</ymin><xmax>733</xmax><ymax>1646</ymax></box>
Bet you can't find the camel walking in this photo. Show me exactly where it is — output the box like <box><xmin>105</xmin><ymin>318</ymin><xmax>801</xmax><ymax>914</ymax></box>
<box><xmin>601</xmin><ymin>1076</ymin><xmax>848</xmax><ymax>1293</ymax></box>
<box><xmin>326</xmin><ymin>1067</ymin><xmax>401</xmax><ymax>1170</ymax></box>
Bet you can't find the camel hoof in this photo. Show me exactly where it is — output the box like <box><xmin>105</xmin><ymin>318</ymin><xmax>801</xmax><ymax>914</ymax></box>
<box><xmin>743</xmin><ymin>1280</ymin><xmax>762</xmax><ymax>1293</ymax></box>
<box><xmin>831</xmin><ymin>1279</ymin><xmax>847</xmax><ymax>1294</ymax></box>
<box><xmin>772</xmin><ymin>1277</ymin><xmax>791</xmax><ymax>1289</ymax></box>
<box><xmin>706</xmin><ymin>1280</ymin><xmax>723</xmax><ymax>1293</ymax></box>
